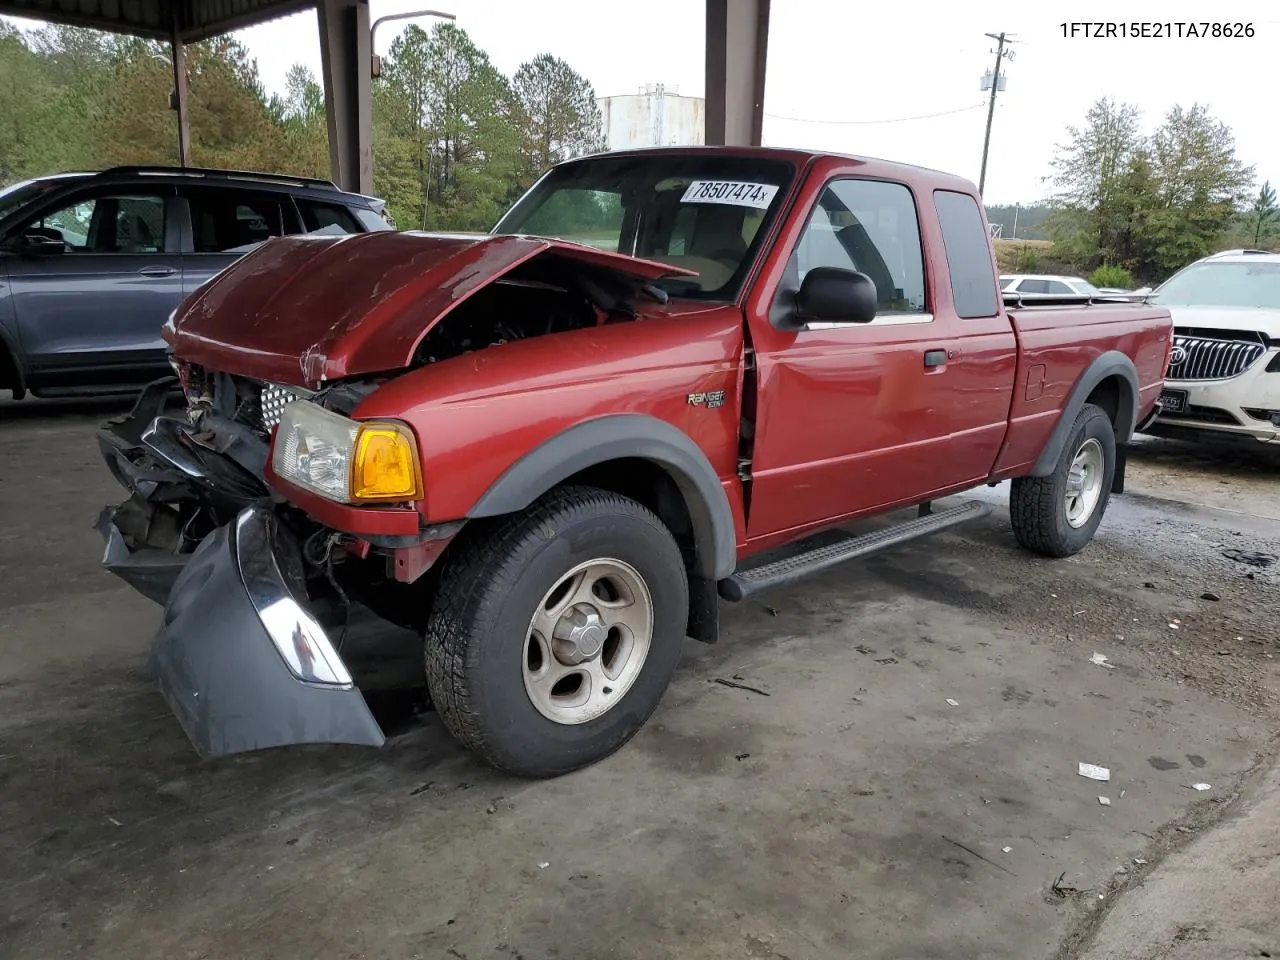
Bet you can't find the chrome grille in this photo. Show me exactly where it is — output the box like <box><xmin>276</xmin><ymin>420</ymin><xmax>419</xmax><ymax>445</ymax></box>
<box><xmin>260</xmin><ymin>383</ymin><xmax>306</xmax><ymax>429</ymax></box>
<box><xmin>1167</xmin><ymin>335</ymin><xmax>1266</xmax><ymax>381</ymax></box>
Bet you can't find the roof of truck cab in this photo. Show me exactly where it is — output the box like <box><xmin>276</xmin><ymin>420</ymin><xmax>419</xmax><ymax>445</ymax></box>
<box><xmin>567</xmin><ymin>145</ymin><xmax>982</xmax><ymax>193</ymax></box>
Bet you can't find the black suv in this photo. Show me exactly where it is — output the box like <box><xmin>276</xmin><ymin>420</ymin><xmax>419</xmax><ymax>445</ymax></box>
<box><xmin>0</xmin><ymin>166</ymin><xmax>394</xmax><ymax>400</ymax></box>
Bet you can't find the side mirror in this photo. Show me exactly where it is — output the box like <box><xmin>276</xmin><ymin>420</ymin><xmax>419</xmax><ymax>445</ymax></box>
<box><xmin>17</xmin><ymin>232</ymin><xmax>68</xmax><ymax>256</ymax></box>
<box><xmin>795</xmin><ymin>267</ymin><xmax>877</xmax><ymax>324</ymax></box>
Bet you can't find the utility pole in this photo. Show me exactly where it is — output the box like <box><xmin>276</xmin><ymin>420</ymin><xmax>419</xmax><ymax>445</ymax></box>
<box><xmin>978</xmin><ymin>31</ymin><xmax>1016</xmax><ymax>197</ymax></box>
<box><xmin>170</xmin><ymin>37</ymin><xmax>190</xmax><ymax>168</ymax></box>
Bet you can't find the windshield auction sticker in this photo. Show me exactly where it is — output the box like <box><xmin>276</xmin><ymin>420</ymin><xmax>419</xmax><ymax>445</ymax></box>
<box><xmin>681</xmin><ymin>180</ymin><xmax>779</xmax><ymax>209</ymax></box>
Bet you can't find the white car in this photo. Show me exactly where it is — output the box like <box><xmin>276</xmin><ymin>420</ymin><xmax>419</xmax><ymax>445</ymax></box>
<box><xmin>1145</xmin><ymin>249</ymin><xmax>1280</xmax><ymax>444</ymax></box>
<box><xmin>1000</xmin><ymin>273</ymin><xmax>1103</xmax><ymax>297</ymax></box>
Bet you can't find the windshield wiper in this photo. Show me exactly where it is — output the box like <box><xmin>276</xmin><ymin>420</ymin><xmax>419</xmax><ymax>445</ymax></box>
<box><xmin>577</xmin><ymin>274</ymin><xmax>638</xmax><ymax>320</ymax></box>
<box><xmin>641</xmin><ymin>282</ymin><xmax>669</xmax><ymax>305</ymax></box>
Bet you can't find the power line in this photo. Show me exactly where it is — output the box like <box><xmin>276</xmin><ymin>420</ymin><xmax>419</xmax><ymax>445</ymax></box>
<box><xmin>764</xmin><ymin>102</ymin><xmax>989</xmax><ymax>126</ymax></box>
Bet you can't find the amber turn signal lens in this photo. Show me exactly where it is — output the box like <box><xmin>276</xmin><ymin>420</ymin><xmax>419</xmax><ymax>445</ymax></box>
<box><xmin>351</xmin><ymin>423</ymin><xmax>422</xmax><ymax>502</ymax></box>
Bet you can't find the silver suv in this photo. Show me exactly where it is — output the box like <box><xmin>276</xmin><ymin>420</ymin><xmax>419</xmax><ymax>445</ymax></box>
<box><xmin>0</xmin><ymin>166</ymin><xmax>393</xmax><ymax>400</ymax></box>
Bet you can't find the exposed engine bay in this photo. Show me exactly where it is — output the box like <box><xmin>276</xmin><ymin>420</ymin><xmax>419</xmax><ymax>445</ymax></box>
<box><xmin>415</xmin><ymin>276</ymin><xmax>601</xmax><ymax>365</ymax></box>
<box><xmin>413</xmin><ymin>255</ymin><xmax>665</xmax><ymax>366</ymax></box>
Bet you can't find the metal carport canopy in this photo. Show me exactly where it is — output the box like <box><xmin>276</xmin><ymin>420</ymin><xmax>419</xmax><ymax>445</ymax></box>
<box><xmin>0</xmin><ymin>0</ymin><xmax>770</xmax><ymax>194</ymax></box>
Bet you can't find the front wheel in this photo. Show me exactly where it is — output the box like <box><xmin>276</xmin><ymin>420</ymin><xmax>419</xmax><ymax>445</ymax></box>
<box><xmin>1010</xmin><ymin>403</ymin><xmax>1117</xmax><ymax>558</ymax></box>
<box><xmin>424</xmin><ymin>486</ymin><xmax>689</xmax><ymax>778</ymax></box>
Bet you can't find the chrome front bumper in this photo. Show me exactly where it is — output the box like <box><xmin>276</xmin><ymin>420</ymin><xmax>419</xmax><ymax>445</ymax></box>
<box><xmin>151</xmin><ymin>504</ymin><xmax>385</xmax><ymax>757</ymax></box>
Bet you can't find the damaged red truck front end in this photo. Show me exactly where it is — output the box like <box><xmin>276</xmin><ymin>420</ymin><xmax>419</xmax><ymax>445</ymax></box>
<box><xmin>96</xmin><ymin>213</ymin><xmax>734</xmax><ymax>762</ymax></box>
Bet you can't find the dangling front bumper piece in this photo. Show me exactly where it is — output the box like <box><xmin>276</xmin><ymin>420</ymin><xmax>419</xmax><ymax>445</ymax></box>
<box><xmin>151</xmin><ymin>504</ymin><xmax>386</xmax><ymax>757</ymax></box>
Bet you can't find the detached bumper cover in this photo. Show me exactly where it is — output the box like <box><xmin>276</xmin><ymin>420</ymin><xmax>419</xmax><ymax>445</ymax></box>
<box><xmin>97</xmin><ymin>503</ymin><xmax>191</xmax><ymax>605</ymax></box>
<box><xmin>152</xmin><ymin>505</ymin><xmax>385</xmax><ymax>757</ymax></box>
<box><xmin>96</xmin><ymin>377</ymin><xmax>271</xmax><ymax>605</ymax></box>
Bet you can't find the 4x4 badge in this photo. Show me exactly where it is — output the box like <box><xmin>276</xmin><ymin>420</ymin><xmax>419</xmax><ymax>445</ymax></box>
<box><xmin>687</xmin><ymin>390</ymin><xmax>726</xmax><ymax>409</ymax></box>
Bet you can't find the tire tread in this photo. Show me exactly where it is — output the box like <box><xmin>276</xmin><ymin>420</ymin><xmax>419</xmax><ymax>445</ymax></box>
<box><xmin>1010</xmin><ymin>403</ymin><xmax>1115</xmax><ymax>559</ymax></box>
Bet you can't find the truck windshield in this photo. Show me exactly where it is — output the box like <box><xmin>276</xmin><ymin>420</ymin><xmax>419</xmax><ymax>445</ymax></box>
<box><xmin>493</xmin><ymin>154</ymin><xmax>796</xmax><ymax>300</ymax></box>
<box><xmin>1152</xmin><ymin>261</ymin><xmax>1280</xmax><ymax>310</ymax></box>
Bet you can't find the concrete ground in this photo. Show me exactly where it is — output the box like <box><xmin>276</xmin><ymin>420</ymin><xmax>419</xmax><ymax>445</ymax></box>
<box><xmin>1</xmin><ymin>396</ymin><xmax>1278</xmax><ymax>960</ymax></box>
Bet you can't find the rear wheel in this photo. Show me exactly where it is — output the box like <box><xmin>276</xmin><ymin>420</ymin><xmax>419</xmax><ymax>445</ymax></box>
<box><xmin>424</xmin><ymin>486</ymin><xmax>688</xmax><ymax>778</ymax></box>
<box><xmin>1010</xmin><ymin>403</ymin><xmax>1116</xmax><ymax>558</ymax></box>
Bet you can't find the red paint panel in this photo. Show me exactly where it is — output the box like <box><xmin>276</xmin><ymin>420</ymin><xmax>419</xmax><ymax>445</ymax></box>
<box><xmin>264</xmin><ymin>467</ymin><xmax>423</xmax><ymax>537</ymax></box>
<box><xmin>351</xmin><ymin>306</ymin><xmax>747</xmax><ymax>528</ymax></box>
<box><xmin>992</xmin><ymin>303</ymin><xmax>1173</xmax><ymax>476</ymax></box>
<box><xmin>737</xmin><ymin>157</ymin><xmax>1019</xmax><ymax>540</ymax></box>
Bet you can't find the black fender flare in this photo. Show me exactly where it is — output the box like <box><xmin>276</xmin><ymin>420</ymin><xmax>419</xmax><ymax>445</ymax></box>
<box><xmin>1031</xmin><ymin>350</ymin><xmax>1139</xmax><ymax>477</ymax></box>
<box><xmin>467</xmin><ymin>414</ymin><xmax>738</xmax><ymax>581</ymax></box>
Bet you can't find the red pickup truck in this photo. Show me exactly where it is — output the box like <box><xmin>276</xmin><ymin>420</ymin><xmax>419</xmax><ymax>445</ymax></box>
<box><xmin>96</xmin><ymin>147</ymin><xmax>1173</xmax><ymax>777</ymax></box>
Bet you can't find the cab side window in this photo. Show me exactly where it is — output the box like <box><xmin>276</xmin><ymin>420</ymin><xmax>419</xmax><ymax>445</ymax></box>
<box><xmin>792</xmin><ymin>178</ymin><xmax>927</xmax><ymax>316</ymax></box>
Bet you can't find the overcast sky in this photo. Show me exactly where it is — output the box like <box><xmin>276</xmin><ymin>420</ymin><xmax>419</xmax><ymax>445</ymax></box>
<box><xmin>9</xmin><ymin>0</ymin><xmax>1279</xmax><ymax>205</ymax></box>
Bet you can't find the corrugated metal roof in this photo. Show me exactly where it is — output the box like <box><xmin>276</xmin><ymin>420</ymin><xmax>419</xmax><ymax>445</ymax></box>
<box><xmin>0</xmin><ymin>0</ymin><xmax>314</xmax><ymax>42</ymax></box>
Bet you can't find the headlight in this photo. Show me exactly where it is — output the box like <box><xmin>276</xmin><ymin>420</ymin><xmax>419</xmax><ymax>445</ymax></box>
<box><xmin>272</xmin><ymin>401</ymin><xmax>422</xmax><ymax>504</ymax></box>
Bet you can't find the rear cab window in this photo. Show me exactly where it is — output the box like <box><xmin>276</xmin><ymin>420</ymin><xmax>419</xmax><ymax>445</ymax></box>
<box><xmin>933</xmin><ymin>190</ymin><xmax>999</xmax><ymax>318</ymax></box>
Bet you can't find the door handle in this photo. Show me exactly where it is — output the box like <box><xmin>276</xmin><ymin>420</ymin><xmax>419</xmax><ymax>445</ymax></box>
<box><xmin>923</xmin><ymin>349</ymin><xmax>948</xmax><ymax>368</ymax></box>
<box><xmin>138</xmin><ymin>266</ymin><xmax>177</xmax><ymax>278</ymax></box>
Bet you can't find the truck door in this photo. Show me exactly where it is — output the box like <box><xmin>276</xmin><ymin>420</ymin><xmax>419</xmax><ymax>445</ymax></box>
<box><xmin>741</xmin><ymin>176</ymin><xmax>1012</xmax><ymax>541</ymax></box>
<box><xmin>928</xmin><ymin>189</ymin><xmax>1019</xmax><ymax>482</ymax></box>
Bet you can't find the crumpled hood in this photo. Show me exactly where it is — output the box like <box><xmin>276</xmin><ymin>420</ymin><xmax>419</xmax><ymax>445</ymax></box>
<box><xmin>166</xmin><ymin>231</ymin><xmax>695</xmax><ymax>388</ymax></box>
<box><xmin>1165</xmin><ymin>305</ymin><xmax>1280</xmax><ymax>338</ymax></box>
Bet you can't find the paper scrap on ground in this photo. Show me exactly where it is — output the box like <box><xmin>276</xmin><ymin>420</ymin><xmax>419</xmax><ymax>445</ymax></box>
<box><xmin>946</xmin><ymin>698</ymin><xmax>959</xmax><ymax>707</ymax></box>
<box><xmin>1193</xmin><ymin>783</ymin><xmax>1212</xmax><ymax>791</ymax></box>
<box><xmin>1078</xmin><ymin>762</ymin><xmax>1111</xmax><ymax>781</ymax></box>
<box><xmin>1002</xmin><ymin>846</ymin><xmax>1012</xmax><ymax>853</ymax></box>
<box><xmin>1098</xmin><ymin>796</ymin><xmax>1111</xmax><ymax>806</ymax></box>
<box><xmin>1090</xmin><ymin>652</ymin><xmax>1116</xmax><ymax>668</ymax></box>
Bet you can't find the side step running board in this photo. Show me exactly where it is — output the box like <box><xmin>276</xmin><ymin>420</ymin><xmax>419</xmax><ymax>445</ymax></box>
<box><xmin>719</xmin><ymin>499</ymin><xmax>991</xmax><ymax>602</ymax></box>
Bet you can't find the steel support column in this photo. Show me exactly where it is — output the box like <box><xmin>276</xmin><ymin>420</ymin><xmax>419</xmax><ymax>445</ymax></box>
<box><xmin>317</xmin><ymin>0</ymin><xmax>372</xmax><ymax>193</ymax></box>
<box><xmin>170</xmin><ymin>16</ymin><xmax>190</xmax><ymax>167</ymax></box>
<box><xmin>704</xmin><ymin>0</ymin><xmax>770</xmax><ymax>146</ymax></box>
